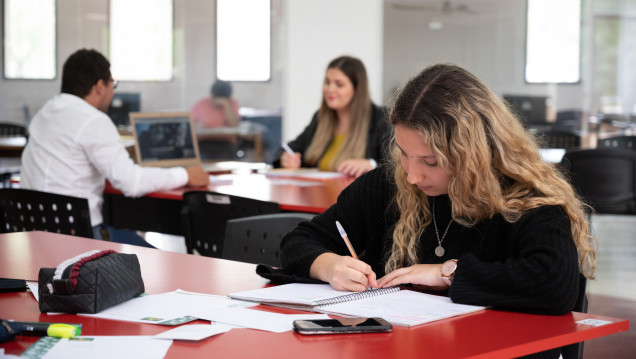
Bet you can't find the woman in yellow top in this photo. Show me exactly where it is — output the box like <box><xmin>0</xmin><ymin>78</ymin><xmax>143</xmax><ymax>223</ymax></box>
<box><xmin>273</xmin><ymin>56</ymin><xmax>389</xmax><ymax>178</ymax></box>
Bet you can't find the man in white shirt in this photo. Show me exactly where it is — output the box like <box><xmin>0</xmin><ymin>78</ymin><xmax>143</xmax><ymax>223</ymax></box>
<box><xmin>21</xmin><ymin>49</ymin><xmax>209</xmax><ymax>246</ymax></box>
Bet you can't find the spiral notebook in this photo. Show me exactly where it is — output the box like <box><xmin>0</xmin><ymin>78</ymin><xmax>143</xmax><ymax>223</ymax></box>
<box><xmin>228</xmin><ymin>283</ymin><xmax>485</xmax><ymax>327</ymax></box>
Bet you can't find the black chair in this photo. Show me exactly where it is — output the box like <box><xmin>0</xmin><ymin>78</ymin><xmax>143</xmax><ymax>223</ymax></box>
<box><xmin>560</xmin><ymin>148</ymin><xmax>636</xmax><ymax>214</ymax></box>
<box><xmin>561</xmin><ymin>274</ymin><xmax>589</xmax><ymax>359</ymax></box>
<box><xmin>535</xmin><ymin>129</ymin><xmax>581</xmax><ymax>150</ymax></box>
<box><xmin>0</xmin><ymin>188</ymin><xmax>92</xmax><ymax>238</ymax></box>
<box><xmin>181</xmin><ymin>191</ymin><xmax>281</xmax><ymax>257</ymax></box>
<box><xmin>223</xmin><ymin>212</ymin><xmax>315</xmax><ymax>266</ymax></box>
<box><xmin>0</xmin><ymin>121</ymin><xmax>27</xmax><ymax>136</ymax></box>
<box><xmin>597</xmin><ymin>135</ymin><xmax>636</xmax><ymax>151</ymax></box>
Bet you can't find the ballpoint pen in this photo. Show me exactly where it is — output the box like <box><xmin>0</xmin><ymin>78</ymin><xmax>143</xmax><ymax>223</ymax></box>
<box><xmin>281</xmin><ymin>142</ymin><xmax>295</xmax><ymax>155</ymax></box>
<box><xmin>335</xmin><ymin>221</ymin><xmax>359</xmax><ymax>260</ymax></box>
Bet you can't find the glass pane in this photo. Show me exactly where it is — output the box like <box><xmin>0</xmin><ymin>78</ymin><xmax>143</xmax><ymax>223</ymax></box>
<box><xmin>110</xmin><ymin>0</ymin><xmax>173</xmax><ymax>81</ymax></box>
<box><xmin>216</xmin><ymin>0</ymin><xmax>271</xmax><ymax>81</ymax></box>
<box><xmin>594</xmin><ymin>17</ymin><xmax>620</xmax><ymax>112</ymax></box>
<box><xmin>526</xmin><ymin>0</ymin><xmax>581</xmax><ymax>83</ymax></box>
<box><xmin>3</xmin><ymin>0</ymin><xmax>56</xmax><ymax>80</ymax></box>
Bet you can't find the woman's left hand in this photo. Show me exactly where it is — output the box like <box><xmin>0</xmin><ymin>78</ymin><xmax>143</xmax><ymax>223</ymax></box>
<box><xmin>337</xmin><ymin>159</ymin><xmax>373</xmax><ymax>178</ymax></box>
<box><xmin>377</xmin><ymin>264</ymin><xmax>448</xmax><ymax>290</ymax></box>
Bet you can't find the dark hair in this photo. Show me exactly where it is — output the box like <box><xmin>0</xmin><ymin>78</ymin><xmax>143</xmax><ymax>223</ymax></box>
<box><xmin>61</xmin><ymin>49</ymin><xmax>111</xmax><ymax>98</ymax></box>
<box><xmin>211</xmin><ymin>80</ymin><xmax>232</xmax><ymax>98</ymax></box>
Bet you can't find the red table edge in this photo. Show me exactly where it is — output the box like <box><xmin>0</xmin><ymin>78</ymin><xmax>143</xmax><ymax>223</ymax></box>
<box><xmin>467</xmin><ymin>317</ymin><xmax>629</xmax><ymax>358</ymax></box>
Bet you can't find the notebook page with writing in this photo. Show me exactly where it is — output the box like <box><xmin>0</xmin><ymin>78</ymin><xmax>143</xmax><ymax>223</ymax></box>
<box><xmin>318</xmin><ymin>289</ymin><xmax>486</xmax><ymax>327</ymax></box>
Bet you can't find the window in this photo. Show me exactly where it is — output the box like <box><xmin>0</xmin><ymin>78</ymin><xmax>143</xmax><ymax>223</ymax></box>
<box><xmin>110</xmin><ymin>0</ymin><xmax>173</xmax><ymax>81</ymax></box>
<box><xmin>3</xmin><ymin>0</ymin><xmax>56</xmax><ymax>80</ymax></box>
<box><xmin>592</xmin><ymin>0</ymin><xmax>636</xmax><ymax>114</ymax></box>
<box><xmin>525</xmin><ymin>0</ymin><xmax>581</xmax><ymax>83</ymax></box>
<box><xmin>216</xmin><ymin>0</ymin><xmax>271</xmax><ymax>81</ymax></box>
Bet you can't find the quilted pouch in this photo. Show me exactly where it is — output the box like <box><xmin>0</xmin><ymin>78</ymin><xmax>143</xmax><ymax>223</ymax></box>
<box><xmin>38</xmin><ymin>250</ymin><xmax>145</xmax><ymax>314</ymax></box>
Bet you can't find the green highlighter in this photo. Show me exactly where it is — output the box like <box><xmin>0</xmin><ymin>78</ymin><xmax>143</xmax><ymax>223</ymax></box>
<box><xmin>47</xmin><ymin>324</ymin><xmax>81</xmax><ymax>338</ymax></box>
<box><xmin>16</xmin><ymin>322</ymin><xmax>82</xmax><ymax>338</ymax></box>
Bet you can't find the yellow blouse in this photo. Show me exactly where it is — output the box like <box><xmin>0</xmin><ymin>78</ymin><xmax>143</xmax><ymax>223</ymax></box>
<box><xmin>318</xmin><ymin>132</ymin><xmax>346</xmax><ymax>171</ymax></box>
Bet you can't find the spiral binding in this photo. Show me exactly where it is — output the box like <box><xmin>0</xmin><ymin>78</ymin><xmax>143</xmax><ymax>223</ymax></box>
<box><xmin>315</xmin><ymin>286</ymin><xmax>401</xmax><ymax>307</ymax></box>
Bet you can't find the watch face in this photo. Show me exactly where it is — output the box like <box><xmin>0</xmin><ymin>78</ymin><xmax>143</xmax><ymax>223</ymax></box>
<box><xmin>442</xmin><ymin>260</ymin><xmax>457</xmax><ymax>276</ymax></box>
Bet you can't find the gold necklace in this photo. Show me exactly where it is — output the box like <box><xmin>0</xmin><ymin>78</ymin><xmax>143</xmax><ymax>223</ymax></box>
<box><xmin>432</xmin><ymin>199</ymin><xmax>453</xmax><ymax>257</ymax></box>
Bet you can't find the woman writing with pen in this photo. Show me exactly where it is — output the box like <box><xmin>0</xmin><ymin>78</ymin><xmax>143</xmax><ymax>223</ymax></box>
<box><xmin>279</xmin><ymin>64</ymin><xmax>595</xmax><ymax>359</ymax></box>
<box><xmin>273</xmin><ymin>56</ymin><xmax>389</xmax><ymax>178</ymax></box>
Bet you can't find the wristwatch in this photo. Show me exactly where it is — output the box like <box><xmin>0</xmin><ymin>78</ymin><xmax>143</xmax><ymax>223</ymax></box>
<box><xmin>440</xmin><ymin>259</ymin><xmax>458</xmax><ymax>286</ymax></box>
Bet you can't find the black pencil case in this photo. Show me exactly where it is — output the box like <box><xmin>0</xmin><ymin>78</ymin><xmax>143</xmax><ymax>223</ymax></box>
<box><xmin>38</xmin><ymin>250</ymin><xmax>145</xmax><ymax>314</ymax></box>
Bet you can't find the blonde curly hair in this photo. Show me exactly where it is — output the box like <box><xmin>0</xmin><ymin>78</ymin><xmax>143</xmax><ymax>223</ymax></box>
<box><xmin>385</xmin><ymin>63</ymin><xmax>596</xmax><ymax>279</ymax></box>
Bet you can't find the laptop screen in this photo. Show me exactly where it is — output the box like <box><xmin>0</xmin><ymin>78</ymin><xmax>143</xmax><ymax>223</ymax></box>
<box><xmin>129</xmin><ymin>112</ymin><xmax>201</xmax><ymax>168</ymax></box>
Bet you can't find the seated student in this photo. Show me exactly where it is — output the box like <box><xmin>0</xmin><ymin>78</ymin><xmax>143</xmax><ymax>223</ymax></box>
<box><xmin>280</xmin><ymin>64</ymin><xmax>595</xmax><ymax>357</ymax></box>
<box><xmin>191</xmin><ymin>80</ymin><xmax>242</xmax><ymax>159</ymax></box>
<box><xmin>273</xmin><ymin>56</ymin><xmax>389</xmax><ymax>178</ymax></box>
<box><xmin>20</xmin><ymin>48</ymin><xmax>209</xmax><ymax>247</ymax></box>
<box><xmin>191</xmin><ymin>80</ymin><xmax>240</xmax><ymax>129</ymax></box>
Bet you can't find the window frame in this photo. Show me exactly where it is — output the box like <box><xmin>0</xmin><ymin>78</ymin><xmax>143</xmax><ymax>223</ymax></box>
<box><xmin>108</xmin><ymin>0</ymin><xmax>175</xmax><ymax>82</ymax></box>
<box><xmin>2</xmin><ymin>0</ymin><xmax>58</xmax><ymax>81</ymax></box>
<box><xmin>215</xmin><ymin>0</ymin><xmax>272</xmax><ymax>83</ymax></box>
<box><xmin>524</xmin><ymin>0</ymin><xmax>582</xmax><ymax>84</ymax></box>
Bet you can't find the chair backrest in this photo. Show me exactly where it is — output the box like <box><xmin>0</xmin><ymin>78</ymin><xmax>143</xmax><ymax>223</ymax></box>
<box><xmin>223</xmin><ymin>212</ymin><xmax>315</xmax><ymax>266</ymax></box>
<box><xmin>0</xmin><ymin>188</ymin><xmax>93</xmax><ymax>238</ymax></box>
<box><xmin>561</xmin><ymin>148</ymin><xmax>636</xmax><ymax>214</ymax></box>
<box><xmin>560</xmin><ymin>274</ymin><xmax>588</xmax><ymax>359</ymax></box>
<box><xmin>181</xmin><ymin>191</ymin><xmax>281</xmax><ymax>257</ymax></box>
<box><xmin>535</xmin><ymin>129</ymin><xmax>581</xmax><ymax>150</ymax></box>
<box><xmin>0</xmin><ymin>121</ymin><xmax>27</xmax><ymax>136</ymax></box>
<box><xmin>597</xmin><ymin>135</ymin><xmax>636</xmax><ymax>151</ymax></box>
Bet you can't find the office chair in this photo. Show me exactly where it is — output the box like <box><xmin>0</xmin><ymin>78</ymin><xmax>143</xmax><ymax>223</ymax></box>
<box><xmin>223</xmin><ymin>212</ymin><xmax>315</xmax><ymax>266</ymax></box>
<box><xmin>561</xmin><ymin>274</ymin><xmax>589</xmax><ymax>359</ymax></box>
<box><xmin>0</xmin><ymin>121</ymin><xmax>27</xmax><ymax>136</ymax></box>
<box><xmin>535</xmin><ymin>129</ymin><xmax>581</xmax><ymax>150</ymax></box>
<box><xmin>597</xmin><ymin>135</ymin><xmax>636</xmax><ymax>151</ymax></box>
<box><xmin>181</xmin><ymin>191</ymin><xmax>281</xmax><ymax>257</ymax></box>
<box><xmin>0</xmin><ymin>188</ymin><xmax>93</xmax><ymax>238</ymax></box>
<box><xmin>560</xmin><ymin>148</ymin><xmax>636</xmax><ymax>214</ymax></box>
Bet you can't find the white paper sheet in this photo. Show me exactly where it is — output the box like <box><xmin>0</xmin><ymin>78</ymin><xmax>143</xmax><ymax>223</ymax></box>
<box><xmin>37</xmin><ymin>336</ymin><xmax>172</xmax><ymax>359</ymax></box>
<box><xmin>195</xmin><ymin>307</ymin><xmax>329</xmax><ymax>333</ymax></box>
<box><xmin>154</xmin><ymin>323</ymin><xmax>233</xmax><ymax>340</ymax></box>
<box><xmin>79</xmin><ymin>290</ymin><xmax>256</xmax><ymax>325</ymax></box>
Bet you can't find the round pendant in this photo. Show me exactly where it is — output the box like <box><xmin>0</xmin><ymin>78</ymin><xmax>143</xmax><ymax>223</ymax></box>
<box><xmin>435</xmin><ymin>245</ymin><xmax>445</xmax><ymax>257</ymax></box>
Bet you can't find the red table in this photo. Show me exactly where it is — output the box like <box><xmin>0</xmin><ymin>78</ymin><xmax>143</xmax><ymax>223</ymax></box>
<box><xmin>0</xmin><ymin>232</ymin><xmax>629</xmax><ymax>359</ymax></box>
<box><xmin>102</xmin><ymin>173</ymin><xmax>354</xmax><ymax>235</ymax></box>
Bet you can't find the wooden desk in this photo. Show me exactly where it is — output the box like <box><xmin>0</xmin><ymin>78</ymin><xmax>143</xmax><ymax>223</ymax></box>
<box><xmin>0</xmin><ymin>232</ymin><xmax>629</xmax><ymax>358</ymax></box>
<box><xmin>0</xmin><ymin>136</ymin><xmax>27</xmax><ymax>157</ymax></box>
<box><xmin>102</xmin><ymin>173</ymin><xmax>354</xmax><ymax>235</ymax></box>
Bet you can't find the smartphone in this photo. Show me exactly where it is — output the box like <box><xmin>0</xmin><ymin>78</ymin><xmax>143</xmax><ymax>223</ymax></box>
<box><xmin>293</xmin><ymin>317</ymin><xmax>392</xmax><ymax>335</ymax></box>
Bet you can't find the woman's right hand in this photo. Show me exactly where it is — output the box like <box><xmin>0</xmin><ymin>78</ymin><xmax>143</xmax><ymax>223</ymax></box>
<box><xmin>280</xmin><ymin>151</ymin><xmax>302</xmax><ymax>169</ymax></box>
<box><xmin>309</xmin><ymin>253</ymin><xmax>377</xmax><ymax>292</ymax></box>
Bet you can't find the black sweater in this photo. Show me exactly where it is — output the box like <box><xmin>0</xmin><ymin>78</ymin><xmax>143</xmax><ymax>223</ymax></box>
<box><xmin>272</xmin><ymin>104</ymin><xmax>389</xmax><ymax>168</ymax></box>
<box><xmin>280</xmin><ymin>166</ymin><xmax>580</xmax><ymax>359</ymax></box>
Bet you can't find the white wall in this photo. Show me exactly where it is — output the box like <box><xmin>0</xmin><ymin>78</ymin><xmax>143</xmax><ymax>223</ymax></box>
<box><xmin>383</xmin><ymin>0</ymin><xmax>588</xmax><ymax>115</ymax></box>
<box><xmin>0</xmin><ymin>0</ymin><xmax>284</xmax><ymax>124</ymax></box>
<box><xmin>282</xmin><ymin>0</ymin><xmax>384</xmax><ymax>141</ymax></box>
<box><xmin>0</xmin><ymin>0</ymin><xmax>602</xmax><ymax>138</ymax></box>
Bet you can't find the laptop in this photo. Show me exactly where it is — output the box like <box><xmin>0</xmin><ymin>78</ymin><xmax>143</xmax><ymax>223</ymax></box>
<box><xmin>129</xmin><ymin>112</ymin><xmax>202</xmax><ymax>168</ymax></box>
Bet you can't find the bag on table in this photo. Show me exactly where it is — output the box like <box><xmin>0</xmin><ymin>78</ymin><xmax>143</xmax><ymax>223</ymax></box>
<box><xmin>38</xmin><ymin>250</ymin><xmax>145</xmax><ymax>314</ymax></box>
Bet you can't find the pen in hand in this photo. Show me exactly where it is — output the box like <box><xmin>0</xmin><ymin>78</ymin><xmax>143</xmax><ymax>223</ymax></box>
<box><xmin>281</xmin><ymin>142</ymin><xmax>295</xmax><ymax>155</ymax></box>
<box><xmin>336</xmin><ymin>221</ymin><xmax>375</xmax><ymax>289</ymax></box>
<box><xmin>335</xmin><ymin>221</ymin><xmax>359</xmax><ymax>260</ymax></box>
